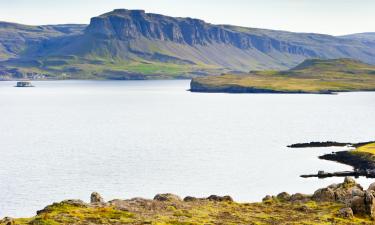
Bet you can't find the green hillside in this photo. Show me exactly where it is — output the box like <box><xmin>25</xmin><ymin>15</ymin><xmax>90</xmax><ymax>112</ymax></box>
<box><xmin>190</xmin><ymin>58</ymin><xmax>375</xmax><ymax>93</ymax></box>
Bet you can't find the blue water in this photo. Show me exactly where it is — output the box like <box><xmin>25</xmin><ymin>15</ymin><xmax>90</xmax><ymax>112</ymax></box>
<box><xmin>0</xmin><ymin>80</ymin><xmax>374</xmax><ymax>217</ymax></box>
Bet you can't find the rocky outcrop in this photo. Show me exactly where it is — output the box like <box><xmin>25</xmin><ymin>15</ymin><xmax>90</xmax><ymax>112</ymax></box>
<box><xmin>207</xmin><ymin>195</ymin><xmax>234</xmax><ymax>202</ymax></box>
<box><xmin>90</xmin><ymin>192</ymin><xmax>104</xmax><ymax>204</ymax></box>
<box><xmin>262</xmin><ymin>177</ymin><xmax>375</xmax><ymax>219</ymax></box>
<box><xmin>153</xmin><ymin>193</ymin><xmax>182</xmax><ymax>202</ymax></box>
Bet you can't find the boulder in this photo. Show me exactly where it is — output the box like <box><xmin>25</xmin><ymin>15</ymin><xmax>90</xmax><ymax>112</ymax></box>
<box><xmin>352</xmin><ymin>187</ymin><xmax>365</xmax><ymax>197</ymax></box>
<box><xmin>276</xmin><ymin>192</ymin><xmax>291</xmax><ymax>201</ymax></box>
<box><xmin>1</xmin><ymin>217</ymin><xmax>14</xmax><ymax>225</ymax></box>
<box><xmin>350</xmin><ymin>196</ymin><xmax>366</xmax><ymax>215</ymax></box>
<box><xmin>90</xmin><ymin>192</ymin><xmax>104</xmax><ymax>204</ymax></box>
<box><xmin>364</xmin><ymin>190</ymin><xmax>375</xmax><ymax>218</ymax></box>
<box><xmin>154</xmin><ymin>193</ymin><xmax>182</xmax><ymax>202</ymax></box>
<box><xmin>368</xmin><ymin>182</ymin><xmax>375</xmax><ymax>192</ymax></box>
<box><xmin>343</xmin><ymin>177</ymin><xmax>356</xmax><ymax>187</ymax></box>
<box><xmin>207</xmin><ymin>195</ymin><xmax>233</xmax><ymax>202</ymax></box>
<box><xmin>290</xmin><ymin>193</ymin><xmax>310</xmax><ymax>202</ymax></box>
<box><xmin>338</xmin><ymin>207</ymin><xmax>354</xmax><ymax>219</ymax></box>
<box><xmin>312</xmin><ymin>188</ymin><xmax>335</xmax><ymax>202</ymax></box>
<box><xmin>262</xmin><ymin>195</ymin><xmax>273</xmax><ymax>202</ymax></box>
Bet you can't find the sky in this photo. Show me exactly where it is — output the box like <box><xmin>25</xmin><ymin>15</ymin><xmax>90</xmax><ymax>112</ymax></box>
<box><xmin>0</xmin><ymin>0</ymin><xmax>374</xmax><ymax>36</ymax></box>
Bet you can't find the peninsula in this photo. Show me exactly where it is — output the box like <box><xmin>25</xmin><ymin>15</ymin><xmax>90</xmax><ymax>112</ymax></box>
<box><xmin>190</xmin><ymin>58</ymin><xmax>375</xmax><ymax>94</ymax></box>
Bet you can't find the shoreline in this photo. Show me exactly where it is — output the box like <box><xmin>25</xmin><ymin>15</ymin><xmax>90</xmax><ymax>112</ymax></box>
<box><xmin>288</xmin><ymin>141</ymin><xmax>375</xmax><ymax>178</ymax></box>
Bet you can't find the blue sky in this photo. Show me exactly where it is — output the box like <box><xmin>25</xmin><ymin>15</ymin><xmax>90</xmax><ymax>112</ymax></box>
<box><xmin>0</xmin><ymin>0</ymin><xmax>374</xmax><ymax>35</ymax></box>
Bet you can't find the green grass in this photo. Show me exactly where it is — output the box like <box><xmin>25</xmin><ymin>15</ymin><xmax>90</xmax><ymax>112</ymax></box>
<box><xmin>191</xmin><ymin>58</ymin><xmax>375</xmax><ymax>93</ymax></box>
<box><xmin>354</xmin><ymin>143</ymin><xmax>375</xmax><ymax>155</ymax></box>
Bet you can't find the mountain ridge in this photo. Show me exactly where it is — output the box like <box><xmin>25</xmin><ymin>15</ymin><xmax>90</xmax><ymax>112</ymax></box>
<box><xmin>0</xmin><ymin>9</ymin><xmax>374</xmax><ymax>80</ymax></box>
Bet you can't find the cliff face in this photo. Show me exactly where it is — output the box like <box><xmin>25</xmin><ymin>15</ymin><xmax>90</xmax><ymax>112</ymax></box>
<box><xmin>1</xmin><ymin>9</ymin><xmax>375</xmax><ymax>79</ymax></box>
<box><xmin>84</xmin><ymin>9</ymin><xmax>316</xmax><ymax>56</ymax></box>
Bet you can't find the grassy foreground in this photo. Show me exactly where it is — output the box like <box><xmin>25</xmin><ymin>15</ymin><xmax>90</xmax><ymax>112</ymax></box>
<box><xmin>190</xmin><ymin>58</ymin><xmax>375</xmax><ymax>93</ymax></box>
<box><xmin>1</xmin><ymin>198</ymin><xmax>369</xmax><ymax>225</ymax></box>
<box><xmin>2</xmin><ymin>180</ymin><xmax>375</xmax><ymax>225</ymax></box>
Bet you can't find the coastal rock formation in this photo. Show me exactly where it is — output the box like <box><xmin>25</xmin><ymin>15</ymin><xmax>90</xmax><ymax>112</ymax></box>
<box><xmin>90</xmin><ymin>192</ymin><xmax>104</xmax><ymax>204</ymax></box>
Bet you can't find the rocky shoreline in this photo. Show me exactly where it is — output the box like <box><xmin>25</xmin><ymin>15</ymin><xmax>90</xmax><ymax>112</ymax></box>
<box><xmin>2</xmin><ymin>178</ymin><xmax>375</xmax><ymax>224</ymax></box>
<box><xmin>288</xmin><ymin>141</ymin><xmax>375</xmax><ymax>179</ymax></box>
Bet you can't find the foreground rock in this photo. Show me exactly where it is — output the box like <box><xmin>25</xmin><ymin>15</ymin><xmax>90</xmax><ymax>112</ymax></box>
<box><xmin>2</xmin><ymin>178</ymin><xmax>375</xmax><ymax>225</ymax></box>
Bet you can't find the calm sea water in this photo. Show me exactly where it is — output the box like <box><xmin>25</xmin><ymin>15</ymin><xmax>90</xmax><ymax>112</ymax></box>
<box><xmin>1</xmin><ymin>80</ymin><xmax>375</xmax><ymax>217</ymax></box>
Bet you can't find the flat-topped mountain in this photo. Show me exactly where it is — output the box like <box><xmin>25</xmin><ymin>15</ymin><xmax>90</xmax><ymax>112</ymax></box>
<box><xmin>191</xmin><ymin>58</ymin><xmax>375</xmax><ymax>94</ymax></box>
<box><xmin>0</xmin><ymin>9</ymin><xmax>375</xmax><ymax>80</ymax></box>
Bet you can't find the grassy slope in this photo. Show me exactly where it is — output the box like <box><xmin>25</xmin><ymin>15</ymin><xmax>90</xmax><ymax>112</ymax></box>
<box><xmin>3</xmin><ymin>198</ymin><xmax>371</xmax><ymax>225</ymax></box>
<box><xmin>190</xmin><ymin>59</ymin><xmax>375</xmax><ymax>93</ymax></box>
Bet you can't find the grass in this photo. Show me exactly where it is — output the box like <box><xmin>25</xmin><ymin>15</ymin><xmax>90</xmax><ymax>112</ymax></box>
<box><xmin>3</xmin><ymin>199</ymin><xmax>372</xmax><ymax>225</ymax></box>
<box><xmin>191</xmin><ymin>58</ymin><xmax>375</xmax><ymax>93</ymax></box>
<box><xmin>0</xmin><ymin>54</ymin><xmax>222</xmax><ymax>80</ymax></box>
<box><xmin>354</xmin><ymin>143</ymin><xmax>375</xmax><ymax>155</ymax></box>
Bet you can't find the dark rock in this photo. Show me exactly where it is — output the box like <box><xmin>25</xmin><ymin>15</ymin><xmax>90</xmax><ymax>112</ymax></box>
<box><xmin>154</xmin><ymin>193</ymin><xmax>182</xmax><ymax>202</ymax></box>
<box><xmin>90</xmin><ymin>192</ymin><xmax>104</xmax><ymax>204</ymax></box>
<box><xmin>262</xmin><ymin>195</ymin><xmax>273</xmax><ymax>202</ymax></box>
<box><xmin>207</xmin><ymin>195</ymin><xmax>233</xmax><ymax>202</ymax></box>
<box><xmin>276</xmin><ymin>192</ymin><xmax>291</xmax><ymax>201</ymax></box>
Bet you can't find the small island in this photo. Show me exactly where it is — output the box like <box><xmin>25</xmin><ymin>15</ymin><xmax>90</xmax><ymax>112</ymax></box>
<box><xmin>190</xmin><ymin>58</ymin><xmax>375</xmax><ymax>94</ymax></box>
<box><xmin>16</xmin><ymin>81</ymin><xmax>33</xmax><ymax>87</ymax></box>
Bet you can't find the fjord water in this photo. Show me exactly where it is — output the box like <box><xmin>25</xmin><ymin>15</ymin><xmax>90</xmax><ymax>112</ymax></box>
<box><xmin>1</xmin><ymin>80</ymin><xmax>375</xmax><ymax>217</ymax></box>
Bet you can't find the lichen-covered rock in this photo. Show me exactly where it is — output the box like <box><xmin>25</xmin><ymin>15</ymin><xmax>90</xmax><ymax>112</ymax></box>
<box><xmin>312</xmin><ymin>188</ymin><xmax>335</xmax><ymax>202</ymax></box>
<box><xmin>207</xmin><ymin>195</ymin><xmax>233</xmax><ymax>202</ymax></box>
<box><xmin>276</xmin><ymin>192</ymin><xmax>291</xmax><ymax>201</ymax></box>
<box><xmin>338</xmin><ymin>207</ymin><xmax>354</xmax><ymax>219</ymax></box>
<box><xmin>344</xmin><ymin>177</ymin><xmax>356</xmax><ymax>186</ymax></box>
<box><xmin>91</xmin><ymin>192</ymin><xmax>104</xmax><ymax>204</ymax></box>
<box><xmin>154</xmin><ymin>193</ymin><xmax>182</xmax><ymax>202</ymax></box>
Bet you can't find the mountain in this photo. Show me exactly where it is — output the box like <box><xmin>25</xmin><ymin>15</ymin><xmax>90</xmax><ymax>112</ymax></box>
<box><xmin>0</xmin><ymin>9</ymin><xmax>375</xmax><ymax>80</ymax></box>
<box><xmin>341</xmin><ymin>32</ymin><xmax>375</xmax><ymax>42</ymax></box>
<box><xmin>190</xmin><ymin>58</ymin><xmax>375</xmax><ymax>94</ymax></box>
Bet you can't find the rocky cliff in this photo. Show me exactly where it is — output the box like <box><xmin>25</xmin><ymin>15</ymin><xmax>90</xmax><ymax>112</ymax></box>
<box><xmin>1</xmin><ymin>9</ymin><xmax>375</xmax><ymax>79</ymax></box>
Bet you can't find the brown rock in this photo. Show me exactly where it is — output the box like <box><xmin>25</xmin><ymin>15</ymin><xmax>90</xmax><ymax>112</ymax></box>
<box><xmin>350</xmin><ymin>196</ymin><xmax>366</xmax><ymax>215</ymax></box>
<box><xmin>290</xmin><ymin>193</ymin><xmax>310</xmax><ymax>202</ymax></box>
<box><xmin>207</xmin><ymin>195</ymin><xmax>233</xmax><ymax>202</ymax></box>
<box><xmin>90</xmin><ymin>192</ymin><xmax>104</xmax><ymax>204</ymax></box>
<box><xmin>154</xmin><ymin>193</ymin><xmax>182</xmax><ymax>202</ymax></box>
<box><xmin>1</xmin><ymin>217</ymin><xmax>14</xmax><ymax>225</ymax></box>
<box><xmin>276</xmin><ymin>192</ymin><xmax>291</xmax><ymax>201</ymax></box>
<box><xmin>262</xmin><ymin>195</ymin><xmax>273</xmax><ymax>202</ymax></box>
<box><xmin>368</xmin><ymin>182</ymin><xmax>375</xmax><ymax>192</ymax></box>
<box><xmin>312</xmin><ymin>188</ymin><xmax>335</xmax><ymax>202</ymax></box>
